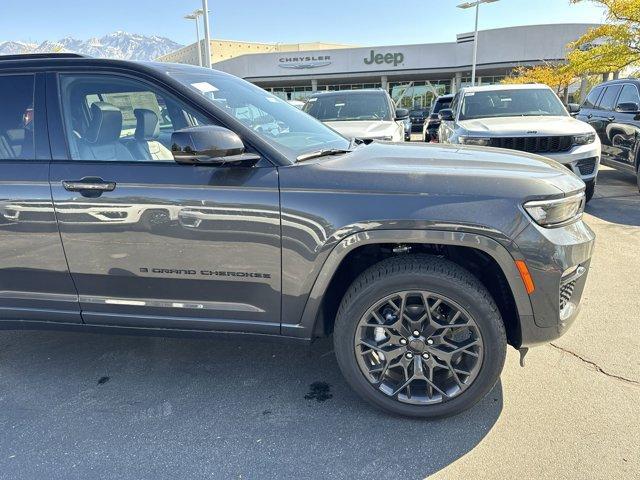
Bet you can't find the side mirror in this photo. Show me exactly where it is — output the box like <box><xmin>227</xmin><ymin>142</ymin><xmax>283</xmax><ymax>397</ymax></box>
<box><xmin>171</xmin><ymin>125</ymin><xmax>260</xmax><ymax>166</ymax></box>
<box><xmin>567</xmin><ymin>103</ymin><xmax>581</xmax><ymax>114</ymax></box>
<box><xmin>395</xmin><ymin>108</ymin><xmax>410</xmax><ymax>120</ymax></box>
<box><xmin>438</xmin><ymin>108</ymin><xmax>454</xmax><ymax>122</ymax></box>
<box><xmin>429</xmin><ymin>113</ymin><xmax>440</xmax><ymax>120</ymax></box>
<box><xmin>616</xmin><ymin>102</ymin><xmax>640</xmax><ymax>113</ymax></box>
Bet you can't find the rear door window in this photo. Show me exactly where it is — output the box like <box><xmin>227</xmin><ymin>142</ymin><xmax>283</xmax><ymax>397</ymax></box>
<box><xmin>0</xmin><ymin>74</ymin><xmax>35</xmax><ymax>160</ymax></box>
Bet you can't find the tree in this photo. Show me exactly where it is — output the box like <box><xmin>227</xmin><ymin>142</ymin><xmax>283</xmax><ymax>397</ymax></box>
<box><xmin>568</xmin><ymin>0</ymin><xmax>640</xmax><ymax>74</ymax></box>
<box><xmin>504</xmin><ymin>64</ymin><xmax>576</xmax><ymax>96</ymax></box>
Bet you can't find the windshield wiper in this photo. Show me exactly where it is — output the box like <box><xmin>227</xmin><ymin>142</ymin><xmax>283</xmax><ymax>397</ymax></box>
<box><xmin>296</xmin><ymin>148</ymin><xmax>352</xmax><ymax>162</ymax></box>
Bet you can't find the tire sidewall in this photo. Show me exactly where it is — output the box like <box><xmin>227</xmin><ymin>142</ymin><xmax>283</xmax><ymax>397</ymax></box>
<box><xmin>334</xmin><ymin>267</ymin><xmax>506</xmax><ymax>418</ymax></box>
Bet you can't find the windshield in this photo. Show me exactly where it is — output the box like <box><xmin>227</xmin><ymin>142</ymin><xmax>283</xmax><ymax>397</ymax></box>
<box><xmin>156</xmin><ymin>64</ymin><xmax>349</xmax><ymax>160</ymax></box>
<box><xmin>432</xmin><ymin>99</ymin><xmax>451</xmax><ymax>113</ymax></box>
<box><xmin>459</xmin><ymin>89</ymin><xmax>567</xmax><ymax>120</ymax></box>
<box><xmin>303</xmin><ymin>92</ymin><xmax>392</xmax><ymax>122</ymax></box>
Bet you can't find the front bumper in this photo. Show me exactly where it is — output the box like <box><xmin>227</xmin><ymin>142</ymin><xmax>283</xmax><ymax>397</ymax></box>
<box><xmin>542</xmin><ymin>141</ymin><xmax>601</xmax><ymax>182</ymax></box>
<box><xmin>513</xmin><ymin>218</ymin><xmax>596</xmax><ymax>347</ymax></box>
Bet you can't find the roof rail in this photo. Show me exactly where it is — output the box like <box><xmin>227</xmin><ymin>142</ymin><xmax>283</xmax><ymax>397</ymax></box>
<box><xmin>0</xmin><ymin>53</ymin><xmax>89</xmax><ymax>61</ymax></box>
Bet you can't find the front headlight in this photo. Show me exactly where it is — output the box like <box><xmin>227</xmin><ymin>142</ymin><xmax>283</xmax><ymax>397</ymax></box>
<box><xmin>524</xmin><ymin>192</ymin><xmax>586</xmax><ymax>228</ymax></box>
<box><xmin>572</xmin><ymin>132</ymin><xmax>596</xmax><ymax>146</ymax></box>
<box><xmin>459</xmin><ymin>136</ymin><xmax>491</xmax><ymax>146</ymax></box>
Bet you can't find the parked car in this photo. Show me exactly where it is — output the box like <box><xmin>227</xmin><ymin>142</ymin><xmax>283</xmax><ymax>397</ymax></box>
<box><xmin>303</xmin><ymin>89</ymin><xmax>408</xmax><ymax>142</ymax></box>
<box><xmin>438</xmin><ymin>84</ymin><xmax>601</xmax><ymax>202</ymax></box>
<box><xmin>409</xmin><ymin>108</ymin><xmax>429</xmax><ymax>132</ymax></box>
<box><xmin>0</xmin><ymin>54</ymin><xmax>595</xmax><ymax>418</ymax></box>
<box><xmin>423</xmin><ymin>94</ymin><xmax>454</xmax><ymax>142</ymax></box>
<box><xmin>576</xmin><ymin>78</ymin><xmax>640</xmax><ymax>190</ymax></box>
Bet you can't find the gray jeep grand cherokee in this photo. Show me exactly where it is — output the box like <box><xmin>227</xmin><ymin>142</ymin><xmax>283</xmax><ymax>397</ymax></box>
<box><xmin>0</xmin><ymin>54</ymin><xmax>594</xmax><ymax>418</ymax></box>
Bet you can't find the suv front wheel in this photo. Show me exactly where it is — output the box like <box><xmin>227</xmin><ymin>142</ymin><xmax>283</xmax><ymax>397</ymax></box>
<box><xmin>333</xmin><ymin>254</ymin><xmax>507</xmax><ymax>418</ymax></box>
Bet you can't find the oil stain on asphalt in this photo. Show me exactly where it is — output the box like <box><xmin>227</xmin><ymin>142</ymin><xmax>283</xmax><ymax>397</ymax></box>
<box><xmin>97</xmin><ymin>376</ymin><xmax>110</xmax><ymax>386</ymax></box>
<box><xmin>304</xmin><ymin>382</ymin><xmax>333</xmax><ymax>402</ymax></box>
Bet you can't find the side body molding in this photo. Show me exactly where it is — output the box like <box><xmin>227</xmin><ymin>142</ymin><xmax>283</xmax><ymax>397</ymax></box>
<box><xmin>281</xmin><ymin>229</ymin><xmax>534</xmax><ymax>339</ymax></box>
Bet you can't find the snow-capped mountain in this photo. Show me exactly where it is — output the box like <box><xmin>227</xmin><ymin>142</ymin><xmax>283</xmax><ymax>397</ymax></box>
<box><xmin>0</xmin><ymin>32</ymin><xmax>183</xmax><ymax>61</ymax></box>
<box><xmin>0</xmin><ymin>40</ymin><xmax>37</xmax><ymax>55</ymax></box>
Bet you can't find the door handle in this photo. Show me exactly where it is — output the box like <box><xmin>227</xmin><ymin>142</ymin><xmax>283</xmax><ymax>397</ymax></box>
<box><xmin>62</xmin><ymin>177</ymin><xmax>116</xmax><ymax>195</ymax></box>
<box><xmin>587</xmin><ymin>114</ymin><xmax>593</xmax><ymax>119</ymax></box>
<box><xmin>608</xmin><ymin>116</ymin><xmax>616</xmax><ymax>122</ymax></box>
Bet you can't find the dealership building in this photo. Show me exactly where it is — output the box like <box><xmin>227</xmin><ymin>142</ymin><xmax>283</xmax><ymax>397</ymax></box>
<box><xmin>159</xmin><ymin>24</ymin><xmax>597</xmax><ymax>108</ymax></box>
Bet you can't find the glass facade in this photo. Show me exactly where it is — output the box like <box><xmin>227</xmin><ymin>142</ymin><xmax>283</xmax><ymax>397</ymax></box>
<box><xmin>265</xmin><ymin>75</ymin><xmax>507</xmax><ymax>104</ymax></box>
<box><xmin>389</xmin><ymin>81</ymin><xmax>452</xmax><ymax>109</ymax></box>
<box><xmin>271</xmin><ymin>86</ymin><xmax>313</xmax><ymax>101</ymax></box>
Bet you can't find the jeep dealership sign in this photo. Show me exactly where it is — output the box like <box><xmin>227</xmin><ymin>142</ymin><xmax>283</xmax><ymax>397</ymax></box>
<box><xmin>364</xmin><ymin>50</ymin><xmax>404</xmax><ymax>67</ymax></box>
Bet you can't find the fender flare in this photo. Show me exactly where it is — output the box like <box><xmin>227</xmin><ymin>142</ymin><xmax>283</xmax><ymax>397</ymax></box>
<box><xmin>281</xmin><ymin>229</ymin><xmax>534</xmax><ymax>338</ymax></box>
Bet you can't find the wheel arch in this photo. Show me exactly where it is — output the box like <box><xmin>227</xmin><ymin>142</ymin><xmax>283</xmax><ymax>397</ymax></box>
<box><xmin>281</xmin><ymin>229</ymin><xmax>533</xmax><ymax>346</ymax></box>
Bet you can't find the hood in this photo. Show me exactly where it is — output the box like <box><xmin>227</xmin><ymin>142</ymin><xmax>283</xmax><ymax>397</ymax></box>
<box><xmin>287</xmin><ymin>141</ymin><xmax>585</xmax><ymax>199</ymax></box>
<box><xmin>324</xmin><ymin>120</ymin><xmax>398</xmax><ymax>139</ymax></box>
<box><xmin>458</xmin><ymin>115</ymin><xmax>594</xmax><ymax>136</ymax></box>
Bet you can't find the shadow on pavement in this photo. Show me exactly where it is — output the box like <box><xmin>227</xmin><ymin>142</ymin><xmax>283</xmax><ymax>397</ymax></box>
<box><xmin>586</xmin><ymin>168</ymin><xmax>640</xmax><ymax>227</ymax></box>
<box><xmin>0</xmin><ymin>331</ymin><xmax>502</xmax><ymax>479</ymax></box>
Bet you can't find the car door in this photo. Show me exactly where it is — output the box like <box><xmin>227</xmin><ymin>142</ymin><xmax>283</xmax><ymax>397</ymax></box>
<box><xmin>0</xmin><ymin>71</ymin><xmax>81</xmax><ymax>323</ymax></box>
<box><xmin>46</xmin><ymin>70</ymin><xmax>281</xmax><ymax>333</ymax></box>
<box><xmin>608</xmin><ymin>83</ymin><xmax>640</xmax><ymax>168</ymax></box>
<box><xmin>591</xmin><ymin>85</ymin><xmax>622</xmax><ymax>162</ymax></box>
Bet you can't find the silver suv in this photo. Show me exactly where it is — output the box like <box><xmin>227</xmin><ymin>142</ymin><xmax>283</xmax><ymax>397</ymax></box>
<box><xmin>438</xmin><ymin>84</ymin><xmax>601</xmax><ymax>202</ymax></box>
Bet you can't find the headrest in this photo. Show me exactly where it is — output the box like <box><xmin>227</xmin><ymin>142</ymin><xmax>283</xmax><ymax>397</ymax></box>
<box><xmin>84</xmin><ymin>102</ymin><xmax>123</xmax><ymax>144</ymax></box>
<box><xmin>134</xmin><ymin>109</ymin><xmax>160</xmax><ymax>140</ymax></box>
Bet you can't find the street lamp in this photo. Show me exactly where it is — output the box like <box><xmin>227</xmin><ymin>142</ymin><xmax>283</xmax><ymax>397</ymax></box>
<box><xmin>457</xmin><ymin>0</ymin><xmax>499</xmax><ymax>87</ymax></box>
<box><xmin>201</xmin><ymin>0</ymin><xmax>212</xmax><ymax>68</ymax></box>
<box><xmin>184</xmin><ymin>9</ymin><xmax>204</xmax><ymax>66</ymax></box>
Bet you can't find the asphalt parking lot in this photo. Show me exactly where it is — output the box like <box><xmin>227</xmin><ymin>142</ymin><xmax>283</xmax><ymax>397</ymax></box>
<box><xmin>0</xmin><ymin>166</ymin><xmax>638</xmax><ymax>480</ymax></box>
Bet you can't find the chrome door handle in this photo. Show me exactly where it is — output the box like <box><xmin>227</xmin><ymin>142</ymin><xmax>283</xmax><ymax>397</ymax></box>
<box><xmin>62</xmin><ymin>177</ymin><xmax>116</xmax><ymax>193</ymax></box>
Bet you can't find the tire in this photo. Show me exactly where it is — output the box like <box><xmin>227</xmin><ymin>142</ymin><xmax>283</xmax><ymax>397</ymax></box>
<box><xmin>333</xmin><ymin>254</ymin><xmax>507</xmax><ymax>419</ymax></box>
<box><xmin>584</xmin><ymin>179</ymin><xmax>596</xmax><ymax>203</ymax></box>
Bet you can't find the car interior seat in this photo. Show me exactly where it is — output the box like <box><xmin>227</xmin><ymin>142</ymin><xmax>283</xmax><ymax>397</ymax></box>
<box><xmin>129</xmin><ymin>108</ymin><xmax>173</xmax><ymax>161</ymax></box>
<box><xmin>76</xmin><ymin>102</ymin><xmax>135</xmax><ymax>161</ymax></box>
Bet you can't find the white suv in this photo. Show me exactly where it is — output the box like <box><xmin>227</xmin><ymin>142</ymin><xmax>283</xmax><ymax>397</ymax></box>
<box><xmin>303</xmin><ymin>89</ymin><xmax>408</xmax><ymax>142</ymax></box>
<box><xmin>438</xmin><ymin>84</ymin><xmax>601</xmax><ymax>202</ymax></box>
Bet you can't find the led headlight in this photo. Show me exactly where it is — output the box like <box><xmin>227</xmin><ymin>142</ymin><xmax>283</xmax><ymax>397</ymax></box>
<box><xmin>572</xmin><ymin>132</ymin><xmax>596</xmax><ymax>146</ymax></box>
<box><xmin>459</xmin><ymin>136</ymin><xmax>491</xmax><ymax>147</ymax></box>
<box><xmin>524</xmin><ymin>192</ymin><xmax>586</xmax><ymax>228</ymax></box>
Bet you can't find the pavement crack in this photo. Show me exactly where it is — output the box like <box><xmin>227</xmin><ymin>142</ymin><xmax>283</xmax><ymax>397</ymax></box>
<box><xmin>549</xmin><ymin>343</ymin><xmax>640</xmax><ymax>387</ymax></box>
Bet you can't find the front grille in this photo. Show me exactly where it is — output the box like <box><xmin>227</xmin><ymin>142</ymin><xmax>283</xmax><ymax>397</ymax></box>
<box><xmin>489</xmin><ymin>136</ymin><xmax>574</xmax><ymax>153</ymax></box>
<box><xmin>576</xmin><ymin>157</ymin><xmax>597</xmax><ymax>176</ymax></box>
<box><xmin>559</xmin><ymin>280</ymin><xmax>577</xmax><ymax>311</ymax></box>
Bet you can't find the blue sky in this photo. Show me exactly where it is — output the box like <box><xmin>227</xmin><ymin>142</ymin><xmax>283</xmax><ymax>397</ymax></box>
<box><xmin>2</xmin><ymin>0</ymin><xmax>605</xmax><ymax>46</ymax></box>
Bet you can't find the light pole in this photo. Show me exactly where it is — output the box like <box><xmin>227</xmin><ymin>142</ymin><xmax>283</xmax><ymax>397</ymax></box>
<box><xmin>201</xmin><ymin>0</ymin><xmax>212</xmax><ymax>68</ymax></box>
<box><xmin>184</xmin><ymin>9</ymin><xmax>203</xmax><ymax>66</ymax></box>
<box><xmin>457</xmin><ymin>0</ymin><xmax>499</xmax><ymax>87</ymax></box>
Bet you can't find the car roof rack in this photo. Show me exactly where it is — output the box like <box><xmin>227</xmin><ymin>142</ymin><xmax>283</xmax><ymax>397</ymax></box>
<box><xmin>0</xmin><ymin>53</ymin><xmax>89</xmax><ymax>61</ymax></box>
